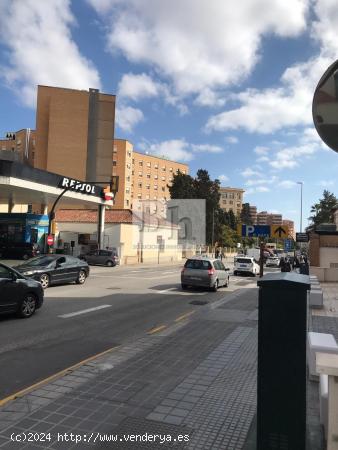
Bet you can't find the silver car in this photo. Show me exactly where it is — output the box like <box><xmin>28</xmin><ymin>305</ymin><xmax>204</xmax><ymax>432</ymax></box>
<box><xmin>83</xmin><ymin>249</ymin><xmax>119</xmax><ymax>267</ymax></box>
<box><xmin>181</xmin><ymin>257</ymin><xmax>230</xmax><ymax>291</ymax></box>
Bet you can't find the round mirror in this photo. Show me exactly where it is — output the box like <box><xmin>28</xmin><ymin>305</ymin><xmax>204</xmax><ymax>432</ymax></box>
<box><xmin>313</xmin><ymin>59</ymin><xmax>338</xmax><ymax>152</ymax></box>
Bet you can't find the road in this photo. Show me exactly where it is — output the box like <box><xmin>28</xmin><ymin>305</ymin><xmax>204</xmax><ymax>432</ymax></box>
<box><xmin>0</xmin><ymin>261</ymin><xmax>262</xmax><ymax>399</ymax></box>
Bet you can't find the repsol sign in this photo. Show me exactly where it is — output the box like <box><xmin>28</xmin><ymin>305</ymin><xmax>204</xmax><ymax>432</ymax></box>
<box><xmin>59</xmin><ymin>177</ymin><xmax>97</xmax><ymax>195</ymax></box>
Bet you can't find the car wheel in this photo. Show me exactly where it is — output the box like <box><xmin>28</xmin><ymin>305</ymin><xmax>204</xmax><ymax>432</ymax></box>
<box><xmin>225</xmin><ymin>277</ymin><xmax>229</xmax><ymax>287</ymax></box>
<box><xmin>181</xmin><ymin>283</ymin><xmax>187</xmax><ymax>290</ymax></box>
<box><xmin>106</xmin><ymin>260</ymin><xmax>114</xmax><ymax>267</ymax></box>
<box><xmin>212</xmin><ymin>279</ymin><xmax>218</xmax><ymax>292</ymax></box>
<box><xmin>18</xmin><ymin>293</ymin><xmax>36</xmax><ymax>318</ymax></box>
<box><xmin>40</xmin><ymin>273</ymin><xmax>50</xmax><ymax>289</ymax></box>
<box><xmin>76</xmin><ymin>270</ymin><xmax>87</xmax><ymax>284</ymax></box>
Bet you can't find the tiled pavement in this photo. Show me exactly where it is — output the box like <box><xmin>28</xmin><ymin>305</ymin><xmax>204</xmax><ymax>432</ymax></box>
<box><xmin>0</xmin><ymin>280</ymin><xmax>333</xmax><ymax>449</ymax></box>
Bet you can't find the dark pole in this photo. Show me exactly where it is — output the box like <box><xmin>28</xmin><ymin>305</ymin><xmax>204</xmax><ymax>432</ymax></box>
<box><xmin>45</xmin><ymin>188</ymin><xmax>68</xmax><ymax>254</ymax></box>
<box><xmin>259</xmin><ymin>240</ymin><xmax>264</xmax><ymax>277</ymax></box>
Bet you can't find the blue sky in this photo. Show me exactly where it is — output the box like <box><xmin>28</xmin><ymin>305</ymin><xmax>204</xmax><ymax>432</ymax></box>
<box><xmin>1</xmin><ymin>0</ymin><xmax>338</xmax><ymax>232</ymax></box>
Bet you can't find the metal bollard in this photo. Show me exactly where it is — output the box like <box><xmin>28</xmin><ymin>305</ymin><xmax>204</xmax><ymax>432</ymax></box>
<box><xmin>257</xmin><ymin>272</ymin><xmax>310</xmax><ymax>450</ymax></box>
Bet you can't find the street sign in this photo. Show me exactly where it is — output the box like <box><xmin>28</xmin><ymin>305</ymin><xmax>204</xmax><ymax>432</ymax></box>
<box><xmin>240</xmin><ymin>225</ymin><xmax>270</xmax><ymax>237</ymax></box>
<box><xmin>284</xmin><ymin>239</ymin><xmax>293</xmax><ymax>252</ymax></box>
<box><xmin>47</xmin><ymin>235</ymin><xmax>54</xmax><ymax>246</ymax></box>
<box><xmin>296</xmin><ymin>232</ymin><xmax>309</xmax><ymax>242</ymax></box>
<box><xmin>271</xmin><ymin>225</ymin><xmax>289</xmax><ymax>239</ymax></box>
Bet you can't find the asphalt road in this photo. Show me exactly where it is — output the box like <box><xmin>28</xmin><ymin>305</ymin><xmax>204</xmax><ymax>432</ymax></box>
<box><xmin>0</xmin><ymin>261</ymin><xmax>262</xmax><ymax>399</ymax></box>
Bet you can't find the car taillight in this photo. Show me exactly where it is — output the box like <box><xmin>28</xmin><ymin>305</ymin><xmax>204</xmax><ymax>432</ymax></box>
<box><xmin>208</xmin><ymin>269</ymin><xmax>215</xmax><ymax>276</ymax></box>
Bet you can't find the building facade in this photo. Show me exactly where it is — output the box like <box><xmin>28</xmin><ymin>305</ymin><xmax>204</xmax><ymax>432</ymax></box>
<box><xmin>34</xmin><ymin>85</ymin><xmax>116</xmax><ymax>183</ymax></box>
<box><xmin>219</xmin><ymin>187</ymin><xmax>245</xmax><ymax>216</ymax></box>
<box><xmin>282</xmin><ymin>219</ymin><xmax>295</xmax><ymax>239</ymax></box>
<box><xmin>112</xmin><ymin>140</ymin><xmax>189</xmax><ymax>210</ymax></box>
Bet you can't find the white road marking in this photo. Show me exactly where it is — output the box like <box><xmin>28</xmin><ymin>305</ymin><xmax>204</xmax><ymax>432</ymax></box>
<box><xmin>154</xmin><ymin>288</ymin><xmax>204</xmax><ymax>296</ymax></box>
<box><xmin>58</xmin><ymin>305</ymin><xmax>111</xmax><ymax>318</ymax></box>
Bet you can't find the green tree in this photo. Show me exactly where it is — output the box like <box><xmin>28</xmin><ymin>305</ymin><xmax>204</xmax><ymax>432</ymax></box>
<box><xmin>168</xmin><ymin>170</ymin><xmax>195</xmax><ymax>198</ymax></box>
<box><xmin>169</xmin><ymin>169</ymin><xmax>222</xmax><ymax>244</ymax></box>
<box><xmin>308</xmin><ymin>190</ymin><xmax>338</xmax><ymax>226</ymax></box>
<box><xmin>240</xmin><ymin>203</ymin><xmax>253</xmax><ymax>225</ymax></box>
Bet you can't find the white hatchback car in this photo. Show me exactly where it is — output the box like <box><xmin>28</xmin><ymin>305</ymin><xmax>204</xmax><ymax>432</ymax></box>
<box><xmin>265</xmin><ymin>256</ymin><xmax>280</xmax><ymax>267</ymax></box>
<box><xmin>233</xmin><ymin>256</ymin><xmax>260</xmax><ymax>276</ymax></box>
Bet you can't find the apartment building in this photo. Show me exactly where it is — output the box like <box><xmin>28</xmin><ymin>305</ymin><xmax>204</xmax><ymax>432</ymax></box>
<box><xmin>282</xmin><ymin>219</ymin><xmax>295</xmax><ymax>239</ymax></box>
<box><xmin>249</xmin><ymin>205</ymin><xmax>257</xmax><ymax>224</ymax></box>
<box><xmin>0</xmin><ymin>129</ymin><xmax>36</xmax><ymax>166</ymax></box>
<box><xmin>34</xmin><ymin>85</ymin><xmax>116</xmax><ymax>182</ymax></box>
<box><xmin>219</xmin><ymin>187</ymin><xmax>245</xmax><ymax>216</ymax></box>
<box><xmin>112</xmin><ymin>139</ymin><xmax>189</xmax><ymax>209</ymax></box>
<box><xmin>267</xmin><ymin>214</ymin><xmax>283</xmax><ymax>225</ymax></box>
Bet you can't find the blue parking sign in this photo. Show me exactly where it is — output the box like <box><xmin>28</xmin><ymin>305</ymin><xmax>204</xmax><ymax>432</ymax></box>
<box><xmin>284</xmin><ymin>239</ymin><xmax>292</xmax><ymax>252</ymax></box>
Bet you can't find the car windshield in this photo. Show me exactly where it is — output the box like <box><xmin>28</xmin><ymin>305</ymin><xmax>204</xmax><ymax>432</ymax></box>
<box><xmin>19</xmin><ymin>256</ymin><xmax>56</xmax><ymax>267</ymax></box>
<box><xmin>236</xmin><ymin>258</ymin><xmax>252</xmax><ymax>264</ymax></box>
<box><xmin>185</xmin><ymin>259</ymin><xmax>212</xmax><ymax>270</ymax></box>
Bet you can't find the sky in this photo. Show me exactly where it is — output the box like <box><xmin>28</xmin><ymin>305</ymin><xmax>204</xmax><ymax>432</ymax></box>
<box><xmin>1</xmin><ymin>0</ymin><xmax>338</xmax><ymax>232</ymax></box>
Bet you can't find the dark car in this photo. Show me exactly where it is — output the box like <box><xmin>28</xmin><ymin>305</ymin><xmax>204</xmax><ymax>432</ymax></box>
<box><xmin>82</xmin><ymin>249</ymin><xmax>119</xmax><ymax>267</ymax></box>
<box><xmin>0</xmin><ymin>242</ymin><xmax>39</xmax><ymax>260</ymax></box>
<box><xmin>0</xmin><ymin>263</ymin><xmax>44</xmax><ymax>318</ymax></box>
<box><xmin>13</xmin><ymin>255</ymin><xmax>90</xmax><ymax>289</ymax></box>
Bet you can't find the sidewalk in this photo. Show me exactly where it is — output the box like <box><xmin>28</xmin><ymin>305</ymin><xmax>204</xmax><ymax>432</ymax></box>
<box><xmin>0</xmin><ymin>280</ymin><xmax>331</xmax><ymax>449</ymax></box>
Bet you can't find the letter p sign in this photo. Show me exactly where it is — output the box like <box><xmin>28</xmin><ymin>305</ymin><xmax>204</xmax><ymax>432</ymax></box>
<box><xmin>246</xmin><ymin>225</ymin><xmax>255</xmax><ymax>236</ymax></box>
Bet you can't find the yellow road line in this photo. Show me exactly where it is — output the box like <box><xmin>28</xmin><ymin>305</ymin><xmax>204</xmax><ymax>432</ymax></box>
<box><xmin>147</xmin><ymin>325</ymin><xmax>167</xmax><ymax>334</ymax></box>
<box><xmin>0</xmin><ymin>345</ymin><xmax>119</xmax><ymax>407</ymax></box>
<box><xmin>175</xmin><ymin>310</ymin><xmax>196</xmax><ymax>322</ymax></box>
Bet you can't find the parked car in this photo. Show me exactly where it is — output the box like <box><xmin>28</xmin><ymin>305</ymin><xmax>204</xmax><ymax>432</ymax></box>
<box><xmin>266</xmin><ymin>256</ymin><xmax>280</xmax><ymax>267</ymax></box>
<box><xmin>82</xmin><ymin>249</ymin><xmax>119</xmax><ymax>267</ymax></box>
<box><xmin>181</xmin><ymin>257</ymin><xmax>230</xmax><ymax>291</ymax></box>
<box><xmin>13</xmin><ymin>255</ymin><xmax>89</xmax><ymax>289</ymax></box>
<box><xmin>0</xmin><ymin>262</ymin><xmax>44</xmax><ymax>318</ymax></box>
<box><xmin>233</xmin><ymin>256</ymin><xmax>260</xmax><ymax>276</ymax></box>
<box><xmin>0</xmin><ymin>242</ymin><xmax>40</xmax><ymax>260</ymax></box>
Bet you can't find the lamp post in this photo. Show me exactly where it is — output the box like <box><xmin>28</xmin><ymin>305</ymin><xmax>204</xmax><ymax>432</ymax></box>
<box><xmin>296</xmin><ymin>181</ymin><xmax>303</xmax><ymax>233</ymax></box>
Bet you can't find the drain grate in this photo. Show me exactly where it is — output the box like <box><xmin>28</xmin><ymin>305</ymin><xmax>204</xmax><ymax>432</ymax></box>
<box><xmin>189</xmin><ymin>300</ymin><xmax>209</xmax><ymax>305</ymax></box>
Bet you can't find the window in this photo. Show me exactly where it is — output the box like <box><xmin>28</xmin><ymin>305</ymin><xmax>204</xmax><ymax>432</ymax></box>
<box><xmin>126</xmin><ymin>200</ymin><xmax>129</xmax><ymax>206</ymax></box>
<box><xmin>154</xmin><ymin>175</ymin><xmax>158</xmax><ymax>179</ymax></box>
<box><xmin>229</xmin><ymin>200</ymin><xmax>233</xmax><ymax>205</ymax></box>
<box><xmin>161</xmin><ymin>176</ymin><xmax>165</xmax><ymax>181</ymax></box>
<box><xmin>113</xmin><ymin>146</ymin><xmax>117</xmax><ymax>153</ymax></box>
<box><xmin>138</xmin><ymin>194</ymin><xmax>142</xmax><ymax>199</ymax></box>
<box><xmin>138</xmin><ymin>182</ymin><xmax>142</xmax><ymax>188</ymax></box>
<box><xmin>169</xmin><ymin>167</ymin><xmax>173</xmax><ymax>172</ymax></box>
<box><xmin>0</xmin><ymin>266</ymin><xmax>12</xmax><ymax>279</ymax></box>
<box><xmin>128</xmin><ymin>151</ymin><xmax>132</xmax><ymax>157</ymax></box>
<box><xmin>132</xmin><ymin>159</ymin><xmax>134</xmax><ymax>164</ymax></box>
<box><xmin>138</xmin><ymin>171</ymin><xmax>142</xmax><ymax>176</ymax></box>
<box><xmin>162</xmin><ymin>186</ymin><xmax>165</xmax><ymax>192</ymax></box>
<box><xmin>127</xmin><ymin>176</ymin><xmax>130</xmax><ymax>182</ymax></box>
<box><xmin>147</xmin><ymin>174</ymin><xmax>151</xmax><ymax>178</ymax></box>
<box><xmin>126</xmin><ymin>163</ymin><xmax>131</xmax><ymax>169</ymax></box>
<box><xmin>146</xmin><ymin>194</ymin><xmax>150</xmax><ymax>199</ymax></box>
<box><xmin>113</xmin><ymin>161</ymin><xmax>117</xmax><ymax>166</ymax></box>
<box><xmin>146</xmin><ymin>184</ymin><xmax>150</xmax><ymax>189</ymax></box>
<box><xmin>126</xmin><ymin>188</ymin><xmax>130</xmax><ymax>194</ymax></box>
<box><xmin>154</xmin><ymin>164</ymin><xmax>158</xmax><ymax>169</ymax></box>
<box><xmin>184</xmin><ymin>259</ymin><xmax>212</xmax><ymax>270</ymax></box>
<box><xmin>139</xmin><ymin>161</ymin><xmax>143</xmax><ymax>166</ymax></box>
<box><xmin>154</xmin><ymin>185</ymin><xmax>158</xmax><ymax>190</ymax></box>
<box><xmin>162</xmin><ymin>166</ymin><xmax>166</xmax><ymax>171</ymax></box>
<box><xmin>147</xmin><ymin>162</ymin><xmax>151</xmax><ymax>167</ymax></box>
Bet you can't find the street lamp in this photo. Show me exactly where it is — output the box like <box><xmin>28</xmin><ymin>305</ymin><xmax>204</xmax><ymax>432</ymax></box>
<box><xmin>296</xmin><ymin>181</ymin><xmax>303</xmax><ymax>232</ymax></box>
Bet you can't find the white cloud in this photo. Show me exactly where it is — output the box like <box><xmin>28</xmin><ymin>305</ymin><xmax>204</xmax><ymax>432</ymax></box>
<box><xmin>218</xmin><ymin>174</ymin><xmax>229</xmax><ymax>183</ymax></box>
<box><xmin>116</xmin><ymin>105</ymin><xmax>144</xmax><ymax>132</ymax></box>
<box><xmin>191</xmin><ymin>144</ymin><xmax>223</xmax><ymax>153</ymax></box>
<box><xmin>205</xmin><ymin>1</ymin><xmax>338</xmax><ymax>135</ymax></box>
<box><xmin>88</xmin><ymin>0</ymin><xmax>308</xmax><ymax>100</ymax></box>
<box><xmin>139</xmin><ymin>138</ymin><xmax>223</xmax><ymax>162</ymax></box>
<box><xmin>225</xmin><ymin>136</ymin><xmax>239</xmax><ymax>144</ymax></box>
<box><xmin>254</xmin><ymin>146</ymin><xmax>269</xmax><ymax>155</ymax></box>
<box><xmin>269</xmin><ymin>143</ymin><xmax>318</xmax><ymax>170</ymax></box>
<box><xmin>242</xmin><ymin>167</ymin><xmax>262</xmax><ymax>178</ymax></box>
<box><xmin>318</xmin><ymin>179</ymin><xmax>335</xmax><ymax>187</ymax></box>
<box><xmin>0</xmin><ymin>0</ymin><xmax>101</xmax><ymax>107</ymax></box>
<box><xmin>194</xmin><ymin>88</ymin><xmax>226</xmax><ymax>107</ymax></box>
<box><xmin>118</xmin><ymin>73</ymin><xmax>160</xmax><ymax>100</ymax></box>
<box><xmin>279</xmin><ymin>180</ymin><xmax>297</xmax><ymax>189</ymax></box>
<box><xmin>245</xmin><ymin>186</ymin><xmax>270</xmax><ymax>195</ymax></box>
